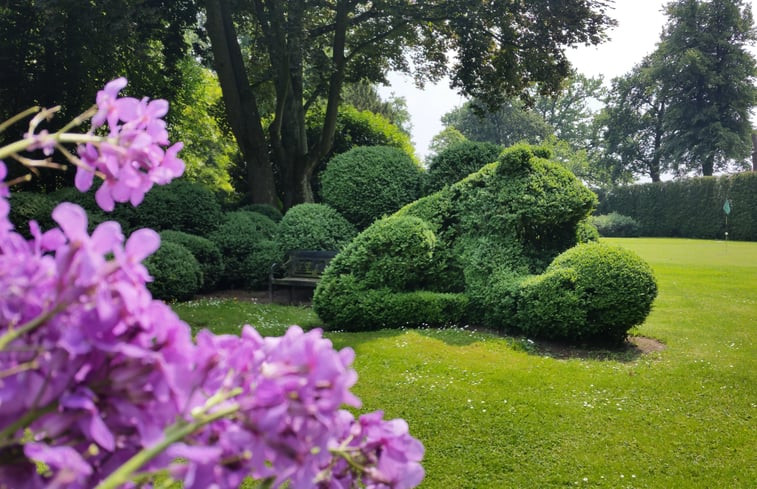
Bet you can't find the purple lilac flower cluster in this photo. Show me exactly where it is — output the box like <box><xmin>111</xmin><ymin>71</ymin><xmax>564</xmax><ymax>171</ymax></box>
<box><xmin>73</xmin><ymin>78</ymin><xmax>185</xmax><ymax>211</ymax></box>
<box><xmin>0</xmin><ymin>81</ymin><xmax>424</xmax><ymax>489</ymax></box>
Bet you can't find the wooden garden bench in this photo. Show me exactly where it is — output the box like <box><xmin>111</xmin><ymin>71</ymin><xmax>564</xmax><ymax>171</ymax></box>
<box><xmin>268</xmin><ymin>250</ymin><xmax>337</xmax><ymax>303</ymax></box>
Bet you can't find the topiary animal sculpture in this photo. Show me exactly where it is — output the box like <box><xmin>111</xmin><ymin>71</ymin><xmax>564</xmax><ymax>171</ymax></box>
<box><xmin>313</xmin><ymin>144</ymin><xmax>657</xmax><ymax>345</ymax></box>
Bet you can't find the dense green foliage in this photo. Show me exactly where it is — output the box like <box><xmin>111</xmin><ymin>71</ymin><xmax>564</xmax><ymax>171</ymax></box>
<box><xmin>315</xmin><ymin>143</ymin><xmax>655</xmax><ymax>343</ymax></box>
<box><xmin>518</xmin><ymin>243</ymin><xmax>657</xmax><ymax>344</ymax></box>
<box><xmin>310</xmin><ymin>105</ymin><xmax>417</xmax><ymax>165</ymax></box>
<box><xmin>208</xmin><ymin>211</ymin><xmax>281</xmax><ymax>288</ymax></box>
<box><xmin>441</xmin><ymin>99</ymin><xmax>553</xmax><ymax>147</ymax></box>
<box><xmin>320</xmin><ymin>146</ymin><xmax>424</xmax><ymax>229</ymax></box>
<box><xmin>313</xmin><ymin>216</ymin><xmax>468</xmax><ymax>330</ymax></box>
<box><xmin>591</xmin><ymin>212</ymin><xmax>641</xmax><ymax>237</ymax></box>
<box><xmin>128</xmin><ymin>180</ymin><xmax>224</xmax><ymax>236</ymax></box>
<box><xmin>144</xmin><ymin>241</ymin><xmax>203</xmax><ymax>301</ymax></box>
<box><xmin>170</xmin><ymin>57</ymin><xmax>237</xmax><ymax>193</ymax></box>
<box><xmin>7</xmin><ymin>191</ymin><xmax>56</xmax><ymax>236</ymax></box>
<box><xmin>425</xmin><ymin>141</ymin><xmax>503</xmax><ymax>193</ymax></box>
<box><xmin>277</xmin><ymin>204</ymin><xmax>356</xmax><ymax>254</ymax></box>
<box><xmin>236</xmin><ymin>204</ymin><xmax>284</xmax><ymax>223</ymax></box>
<box><xmin>159</xmin><ymin>230</ymin><xmax>224</xmax><ymax>291</ymax></box>
<box><xmin>597</xmin><ymin>172</ymin><xmax>757</xmax><ymax>240</ymax></box>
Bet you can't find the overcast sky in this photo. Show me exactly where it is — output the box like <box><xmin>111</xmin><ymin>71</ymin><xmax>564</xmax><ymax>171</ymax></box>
<box><xmin>379</xmin><ymin>0</ymin><xmax>757</xmax><ymax>160</ymax></box>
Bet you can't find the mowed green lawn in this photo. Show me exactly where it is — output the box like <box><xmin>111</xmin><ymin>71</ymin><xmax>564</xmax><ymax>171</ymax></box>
<box><xmin>174</xmin><ymin>238</ymin><xmax>757</xmax><ymax>488</ymax></box>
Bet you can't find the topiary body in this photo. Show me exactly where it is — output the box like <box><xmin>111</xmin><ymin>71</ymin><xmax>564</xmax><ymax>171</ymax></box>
<box><xmin>320</xmin><ymin>146</ymin><xmax>423</xmax><ymax>229</ymax></box>
<box><xmin>276</xmin><ymin>204</ymin><xmax>356</xmax><ymax>254</ymax></box>
<box><xmin>424</xmin><ymin>140</ymin><xmax>503</xmax><ymax>194</ymax></box>
<box><xmin>314</xmin><ymin>143</ymin><xmax>658</xmax><ymax>344</ymax></box>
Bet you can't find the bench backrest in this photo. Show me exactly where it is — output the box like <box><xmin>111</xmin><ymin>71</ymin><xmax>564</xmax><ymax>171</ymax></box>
<box><xmin>286</xmin><ymin>250</ymin><xmax>338</xmax><ymax>278</ymax></box>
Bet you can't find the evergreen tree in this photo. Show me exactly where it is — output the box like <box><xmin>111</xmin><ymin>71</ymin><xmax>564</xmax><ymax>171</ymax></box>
<box><xmin>657</xmin><ymin>0</ymin><xmax>757</xmax><ymax>176</ymax></box>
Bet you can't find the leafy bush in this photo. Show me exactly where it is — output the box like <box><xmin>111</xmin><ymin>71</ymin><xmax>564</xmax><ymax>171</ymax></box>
<box><xmin>424</xmin><ymin>140</ymin><xmax>502</xmax><ymax>193</ymax></box>
<box><xmin>320</xmin><ymin>146</ymin><xmax>424</xmax><ymax>229</ymax></box>
<box><xmin>208</xmin><ymin>211</ymin><xmax>281</xmax><ymax>288</ymax></box>
<box><xmin>160</xmin><ymin>230</ymin><xmax>224</xmax><ymax>291</ymax></box>
<box><xmin>591</xmin><ymin>212</ymin><xmax>641</xmax><ymax>237</ymax></box>
<box><xmin>324</xmin><ymin>216</ymin><xmax>437</xmax><ymax>290</ymax></box>
<box><xmin>144</xmin><ymin>241</ymin><xmax>203</xmax><ymax>301</ymax></box>
<box><xmin>518</xmin><ymin>243</ymin><xmax>657</xmax><ymax>344</ymax></box>
<box><xmin>129</xmin><ymin>179</ymin><xmax>224</xmax><ymax>236</ymax></box>
<box><xmin>8</xmin><ymin>191</ymin><xmax>56</xmax><ymax>235</ymax></box>
<box><xmin>576</xmin><ymin>218</ymin><xmax>601</xmax><ymax>243</ymax></box>
<box><xmin>277</xmin><ymin>203</ymin><xmax>356</xmax><ymax>254</ymax></box>
<box><xmin>237</xmin><ymin>203</ymin><xmax>284</xmax><ymax>222</ymax></box>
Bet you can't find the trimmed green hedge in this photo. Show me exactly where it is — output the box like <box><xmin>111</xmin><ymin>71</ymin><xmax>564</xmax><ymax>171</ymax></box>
<box><xmin>597</xmin><ymin>172</ymin><xmax>757</xmax><ymax>240</ymax></box>
<box><xmin>320</xmin><ymin>146</ymin><xmax>423</xmax><ymax>229</ymax></box>
<box><xmin>7</xmin><ymin>191</ymin><xmax>57</xmax><ymax>235</ymax></box>
<box><xmin>591</xmin><ymin>212</ymin><xmax>641</xmax><ymax>237</ymax></box>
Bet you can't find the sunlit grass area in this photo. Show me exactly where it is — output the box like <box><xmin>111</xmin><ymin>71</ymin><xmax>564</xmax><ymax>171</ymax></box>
<box><xmin>176</xmin><ymin>238</ymin><xmax>757</xmax><ymax>488</ymax></box>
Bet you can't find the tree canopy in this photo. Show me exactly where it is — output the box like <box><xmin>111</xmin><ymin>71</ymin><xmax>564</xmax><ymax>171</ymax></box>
<box><xmin>204</xmin><ymin>0</ymin><xmax>615</xmax><ymax>208</ymax></box>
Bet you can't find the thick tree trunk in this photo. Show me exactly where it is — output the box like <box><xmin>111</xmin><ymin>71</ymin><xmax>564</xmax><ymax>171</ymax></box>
<box><xmin>701</xmin><ymin>155</ymin><xmax>714</xmax><ymax>176</ymax></box>
<box><xmin>751</xmin><ymin>132</ymin><xmax>757</xmax><ymax>171</ymax></box>
<box><xmin>204</xmin><ymin>0</ymin><xmax>277</xmax><ymax>205</ymax></box>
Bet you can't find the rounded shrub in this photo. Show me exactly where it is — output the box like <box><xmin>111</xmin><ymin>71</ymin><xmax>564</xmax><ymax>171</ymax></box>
<box><xmin>518</xmin><ymin>243</ymin><xmax>657</xmax><ymax>344</ymax></box>
<box><xmin>144</xmin><ymin>241</ymin><xmax>203</xmax><ymax>301</ymax></box>
<box><xmin>129</xmin><ymin>179</ymin><xmax>224</xmax><ymax>236</ymax></box>
<box><xmin>237</xmin><ymin>203</ymin><xmax>283</xmax><ymax>222</ymax></box>
<box><xmin>320</xmin><ymin>146</ymin><xmax>423</xmax><ymax>229</ymax></box>
<box><xmin>160</xmin><ymin>230</ymin><xmax>224</xmax><ymax>291</ymax></box>
<box><xmin>8</xmin><ymin>192</ymin><xmax>56</xmax><ymax>235</ymax></box>
<box><xmin>208</xmin><ymin>211</ymin><xmax>280</xmax><ymax>288</ymax></box>
<box><xmin>277</xmin><ymin>203</ymin><xmax>356</xmax><ymax>254</ymax></box>
<box><xmin>591</xmin><ymin>212</ymin><xmax>642</xmax><ymax>237</ymax></box>
<box><xmin>425</xmin><ymin>140</ymin><xmax>502</xmax><ymax>193</ymax></box>
<box><xmin>327</xmin><ymin>216</ymin><xmax>437</xmax><ymax>290</ymax></box>
<box><xmin>576</xmin><ymin>218</ymin><xmax>600</xmax><ymax>243</ymax></box>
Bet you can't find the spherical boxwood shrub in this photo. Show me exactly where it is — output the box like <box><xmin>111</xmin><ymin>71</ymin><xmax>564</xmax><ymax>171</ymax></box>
<box><xmin>576</xmin><ymin>218</ymin><xmax>600</xmax><ymax>243</ymax></box>
<box><xmin>8</xmin><ymin>192</ymin><xmax>56</xmax><ymax>236</ymax></box>
<box><xmin>425</xmin><ymin>140</ymin><xmax>503</xmax><ymax>193</ymax></box>
<box><xmin>277</xmin><ymin>203</ymin><xmax>356</xmax><ymax>254</ymax></box>
<box><xmin>208</xmin><ymin>211</ymin><xmax>281</xmax><ymax>288</ymax></box>
<box><xmin>320</xmin><ymin>146</ymin><xmax>423</xmax><ymax>229</ymax></box>
<box><xmin>160</xmin><ymin>230</ymin><xmax>224</xmax><ymax>291</ymax></box>
<box><xmin>517</xmin><ymin>242</ymin><xmax>657</xmax><ymax>344</ymax></box>
<box><xmin>237</xmin><ymin>203</ymin><xmax>283</xmax><ymax>223</ymax></box>
<box><xmin>129</xmin><ymin>179</ymin><xmax>224</xmax><ymax>236</ymax></box>
<box><xmin>591</xmin><ymin>212</ymin><xmax>642</xmax><ymax>237</ymax></box>
<box><xmin>144</xmin><ymin>241</ymin><xmax>203</xmax><ymax>301</ymax></box>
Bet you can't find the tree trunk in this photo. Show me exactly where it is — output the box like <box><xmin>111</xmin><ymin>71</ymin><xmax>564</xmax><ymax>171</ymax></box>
<box><xmin>701</xmin><ymin>155</ymin><xmax>714</xmax><ymax>176</ymax></box>
<box><xmin>751</xmin><ymin>132</ymin><xmax>757</xmax><ymax>171</ymax></box>
<box><xmin>204</xmin><ymin>0</ymin><xmax>277</xmax><ymax>205</ymax></box>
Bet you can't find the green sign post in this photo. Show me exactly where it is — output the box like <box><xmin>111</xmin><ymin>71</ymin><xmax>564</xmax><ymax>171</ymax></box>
<box><xmin>723</xmin><ymin>199</ymin><xmax>731</xmax><ymax>242</ymax></box>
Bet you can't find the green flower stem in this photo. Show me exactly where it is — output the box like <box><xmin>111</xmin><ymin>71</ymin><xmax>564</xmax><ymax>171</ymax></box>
<box><xmin>0</xmin><ymin>106</ymin><xmax>41</xmax><ymax>134</ymax></box>
<box><xmin>95</xmin><ymin>388</ymin><xmax>242</xmax><ymax>489</ymax></box>
<box><xmin>0</xmin><ymin>302</ymin><xmax>67</xmax><ymax>351</ymax></box>
<box><xmin>0</xmin><ymin>133</ymin><xmax>110</xmax><ymax>161</ymax></box>
<box><xmin>0</xmin><ymin>401</ymin><xmax>57</xmax><ymax>447</ymax></box>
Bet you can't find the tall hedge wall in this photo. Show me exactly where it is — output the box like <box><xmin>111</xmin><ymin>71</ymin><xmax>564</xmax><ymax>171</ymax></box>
<box><xmin>597</xmin><ymin>172</ymin><xmax>757</xmax><ymax>241</ymax></box>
